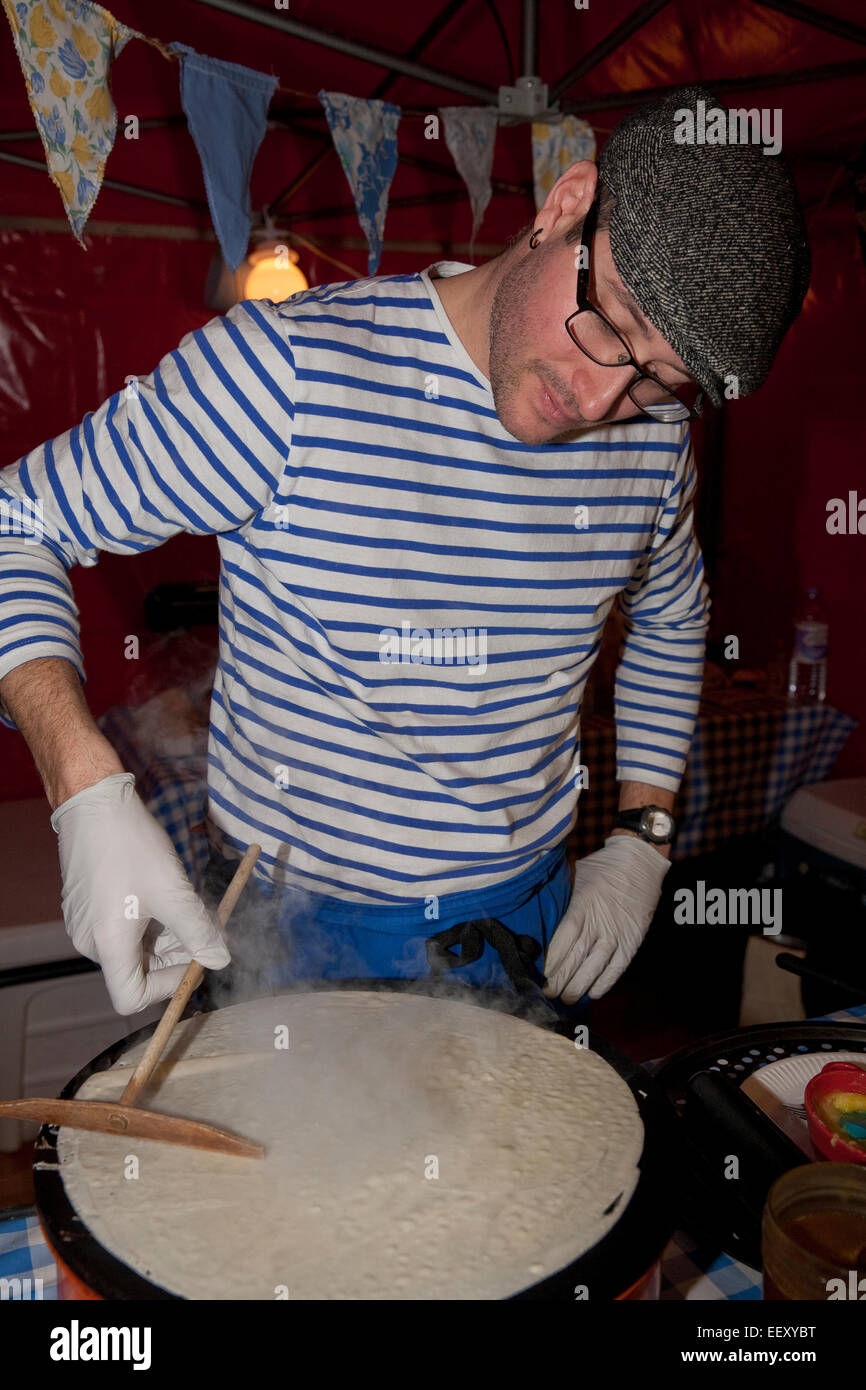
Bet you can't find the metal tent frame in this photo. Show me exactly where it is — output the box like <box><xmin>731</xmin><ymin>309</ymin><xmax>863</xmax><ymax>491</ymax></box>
<box><xmin>0</xmin><ymin>0</ymin><xmax>863</xmax><ymax>234</ymax></box>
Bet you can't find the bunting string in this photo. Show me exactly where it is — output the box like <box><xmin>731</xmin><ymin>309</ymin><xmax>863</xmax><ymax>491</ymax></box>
<box><xmin>1</xmin><ymin>2</ymin><xmax>609</xmax><ymax>272</ymax></box>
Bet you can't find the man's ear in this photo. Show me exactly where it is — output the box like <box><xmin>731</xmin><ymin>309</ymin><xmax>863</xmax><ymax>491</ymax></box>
<box><xmin>535</xmin><ymin>161</ymin><xmax>598</xmax><ymax>241</ymax></box>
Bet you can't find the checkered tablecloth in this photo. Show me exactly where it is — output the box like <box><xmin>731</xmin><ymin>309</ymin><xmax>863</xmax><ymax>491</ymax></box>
<box><xmin>0</xmin><ymin>1206</ymin><xmax>58</xmax><ymax>1300</ymax></box>
<box><xmin>3</xmin><ymin>1003</ymin><xmax>862</xmax><ymax>1302</ymax></box>
<box><xmin>96</xmin><ymin>688</ymin><xmax>855</xmax><ymax>888</ymax></box>
<box><xmin>573</xmin><ymin>692</ymin><xmax>856</xmax><ymax>862</ymax></box>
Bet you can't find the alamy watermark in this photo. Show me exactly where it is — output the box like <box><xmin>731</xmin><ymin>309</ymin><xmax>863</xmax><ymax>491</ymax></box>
<box><xmin>826</xmin><ymin>490</ymin><xmax>866</xmax><ymax>534</ymax></box>
<box><xmin>826</xmin><ymin>1270</ymin><xmax>866</xmax><ymax>1299</ymax></box>
<box><xmin>0</xmin><ymin>495</ymin><xmax>43</xmax><ymax>544</ymax></box>
<box><xmin>674</xmin><ymin>99</ymin><xmax>782</xmax><ymax>156</ymax></box>
<box><xmin>379</xmin><ymin>621</ymin><xmax>487</xmax><ymax>673</ymax></box>
<box><xmin>673</xmin><ymin>881</ymin><xmax>783</xmax><ymax>935</ymax></box>
<box><xmin>1</xmin><ymin>1275</ymin><xmax>43</xmax><ymax>1299</ymax></box>
<box><xmin>49</xmin><ymin>1320</ymin><xmax>151</xmax><ymax>1369</ymax></box>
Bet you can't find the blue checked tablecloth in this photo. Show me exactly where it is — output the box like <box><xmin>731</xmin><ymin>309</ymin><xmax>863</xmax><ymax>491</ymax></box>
<box><xmin>0</xmin><ymin>1206</ymin><xmax>58</xmax><ymax>1301</ymax></box>
<box><xmin>97</xmin><ymin>688</ymin><xmax>856</xmax><ymax>886</ymax></box>
<box><xmin>3</xmin><ymin>1004</ymin><xmax>863</xmax><ymax>1302</ymax></box>
<box><xmin>575</xmin><ymin>692</ymin><xmax>857</xmax><ymax>862</ymax></box>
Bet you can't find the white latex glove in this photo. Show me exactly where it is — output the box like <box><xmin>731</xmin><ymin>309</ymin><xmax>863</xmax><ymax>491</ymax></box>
<box><xmin>543</xmin><ymin>834</ymin><xmax>671</xmax><ymax>1003</ymax></box>
<box><xmin>51</xmin><ymin>773</ymin><xmax>230</xmax><ymax>1015</ymax></box>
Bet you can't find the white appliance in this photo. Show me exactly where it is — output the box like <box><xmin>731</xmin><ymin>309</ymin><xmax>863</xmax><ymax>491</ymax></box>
<box><xmin>0</xmin><ymin>798</ymin><xmax>162</xmax><ymax>1152</ymax></box>
<box><xmin>780</xmin><ymin>778</ymin><xmax>866</xmax><ymax>873</ymax></box>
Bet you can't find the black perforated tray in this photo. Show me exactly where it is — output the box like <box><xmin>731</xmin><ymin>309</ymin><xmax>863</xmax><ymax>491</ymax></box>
<box><xmin>648</xmin><ymin>1019</ymin><xmax>866</xmax><ymax>1267</ymax></box>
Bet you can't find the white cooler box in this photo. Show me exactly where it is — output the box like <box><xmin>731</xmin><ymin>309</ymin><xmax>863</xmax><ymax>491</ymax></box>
<box><xmin>0</xmin><ymin>798</ymin><xmax>162</xmax><ymax>1151</ymax></box>
<box><xmin>780</xmin><ymin>778</ymin><xmax>866</xmax><ymax>883</ymax></box>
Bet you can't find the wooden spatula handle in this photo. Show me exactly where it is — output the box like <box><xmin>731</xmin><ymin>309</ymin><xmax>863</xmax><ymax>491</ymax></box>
<box><xmin>0</xmin><ymin>1097</ymin><xmax>264</xmax><ymax>1158</ymax></box>
<box><xmin>120</xmin><ymin>844</ymin><xmax>261</xmax><ymax>1107</ymax></box>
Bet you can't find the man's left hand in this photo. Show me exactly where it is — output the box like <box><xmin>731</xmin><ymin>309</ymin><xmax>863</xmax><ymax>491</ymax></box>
<box><xmin>543</xmin><ymin>834</ymin><xmax>671</xmax><ymax>1003</ymax></box>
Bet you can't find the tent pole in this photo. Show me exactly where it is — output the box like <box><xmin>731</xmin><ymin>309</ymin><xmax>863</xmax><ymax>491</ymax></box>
<box><xmin>0</xmin><ymin>151</ymin><xmax>207</xmax><ymax>210</ymax></box>
<box><xmin>0</xmin><ymin>214</ymin><xmax>216</xmax><ymax>239</ymax></box>
<box><xmin>186</xmin><ymin>0</ymin><xmax>496</xmax><ymax>102</ymax></box>
<box><xmin>0</xmin><ymin>116</ymin><xmax>188</xmax><ymax>141</ymax></box>
<box><xmin>559</xmin><ymin>57</ymin><xmax>866</xmax><ymax>112</ymax></box>
<box><xmin>281</xmin><ymin>188</ymin><xmax>472</xmax><ymax>225</ymax></box>
<box><xmin>521</xmin><ymin>0</ymin><xmax>538</xmax><ymax>76</ymax></box>
<box><xmin>0</xmin><ymin>214</ymin><xmax>509</xmax><ymax>257</ymax></box>
<box><xmin>275</xmin><ymin>118</ymin><xmax>529</xmax><ymax>197</ymax></box>
<box><xmin>752</xmin><ymin>0</ymin><xmax>866</xmax><ymax>48</ymax></box>
<box><xmin>551</xmin><ymin>0</ymin><xmax>672</xmax><ymax>102</ymax></box>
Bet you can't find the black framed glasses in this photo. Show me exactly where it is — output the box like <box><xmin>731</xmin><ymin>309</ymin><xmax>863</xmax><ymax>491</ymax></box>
<box><xmin>564</xmin><ymin>198</ymin><xmax>704</xmax><ymax>424</ymax></box>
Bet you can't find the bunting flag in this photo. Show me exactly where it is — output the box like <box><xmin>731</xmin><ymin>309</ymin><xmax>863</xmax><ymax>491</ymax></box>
<box><xmin>440</xmin><ymin>106</ymin><xmax>497</xmax><ymax>257</ymax></box>
<box><xmin>2</xmin><ymin>0</ymin><xmax>140</xmax><ymax>242</ymax></box>
<box><xmin>531</xmin><ymin>115</ymin><xmax>597</xmax><ymax>211</ymax></box>
<box><xmin>173</xmin><ymin>43</ymin><xmax>277</xmax><ymax>272</ymax></box>
<box><xmin>319</xmin><ymin>91</ymin><xmax>400</xmax><ymax>276</ymax></box>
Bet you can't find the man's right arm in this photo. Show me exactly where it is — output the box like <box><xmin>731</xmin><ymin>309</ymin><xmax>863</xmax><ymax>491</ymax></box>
<box><xmin>0</xmin><ymin>657</ymin><xmax>124</xmax><ymax>810</ymax></box>
<box><xmin>0</xmin><ymin>296</ymin><xmax>295</xmax><ymax>715</ymax></box>
<box><xmin>0</xmin><ymin>298</ymin><xmax>296</xmax><ymax>1011</ymax></box>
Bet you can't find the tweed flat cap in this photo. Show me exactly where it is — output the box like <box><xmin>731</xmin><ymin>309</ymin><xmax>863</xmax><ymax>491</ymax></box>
<box><xmin>597</xmin><ymin>84</ymin><xmax>811</xmax><ymax>407</ymax></box>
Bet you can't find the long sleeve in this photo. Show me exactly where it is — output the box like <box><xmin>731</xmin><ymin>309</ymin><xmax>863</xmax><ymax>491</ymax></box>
<box><xmin>613</xmin><ymin>427</ymin><xmax>710</xmax><ymax>792</ymax></box>
<box><xmin>0</xmin><ymin>298</ymin><xmax>295</xmax><ymax>715</ymax></box>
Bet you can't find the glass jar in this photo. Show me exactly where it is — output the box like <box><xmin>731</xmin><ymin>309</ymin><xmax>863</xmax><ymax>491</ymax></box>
<box><xmin>763</xmin><ymin>1163</ymin><xmax>866</xmax><ymax>1301</ymax></box>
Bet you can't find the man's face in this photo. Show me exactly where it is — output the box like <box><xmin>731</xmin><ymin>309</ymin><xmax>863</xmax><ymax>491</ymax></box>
<box><xmin>488</xmin><ymin>223</ymin><xmax>695</xmax><ymax>445</ymax></box>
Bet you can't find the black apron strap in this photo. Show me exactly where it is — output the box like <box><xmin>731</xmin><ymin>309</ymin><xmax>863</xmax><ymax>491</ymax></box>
<box><xmin>425</xmin><ymin>917</ymin><xmax>544</xmax><ymax>993</ymax></box>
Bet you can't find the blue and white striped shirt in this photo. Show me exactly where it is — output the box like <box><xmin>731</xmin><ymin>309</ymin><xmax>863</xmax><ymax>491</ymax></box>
<box><xmin>0</xmin><ymin>263</ymin><xmax>709</xmax><ymax>904</ymax></box>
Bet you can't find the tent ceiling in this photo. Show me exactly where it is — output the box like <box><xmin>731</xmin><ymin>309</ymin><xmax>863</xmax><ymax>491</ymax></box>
<box><xmin>1</xmin><ymin>0</ymin><xmax>864</xmax><ymax>267</ymax></box>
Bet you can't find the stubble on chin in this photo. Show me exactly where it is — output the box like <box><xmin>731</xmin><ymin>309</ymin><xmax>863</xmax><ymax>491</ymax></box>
<box><xmin>488</xmin><ymin>250</ymin><xmax>541</xmax><ymax>442</ymax></box>
<box><xmin>488</xmin><ymin>247</ymin><xmax>591</xmax><ymax>446</ymax></box>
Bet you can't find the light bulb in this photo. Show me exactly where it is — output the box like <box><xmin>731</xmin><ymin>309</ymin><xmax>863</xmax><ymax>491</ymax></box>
<box><xmin>240</xmin><ymin>245</ymin><xmax>308</xmax><ymax>302</ymax></box>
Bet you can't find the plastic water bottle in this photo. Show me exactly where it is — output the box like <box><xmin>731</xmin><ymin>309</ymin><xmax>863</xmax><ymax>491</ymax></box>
<box><xmin>787</xmin><ymin>587</ymin><xmax>828</xmax><ymax>704</ymax></box>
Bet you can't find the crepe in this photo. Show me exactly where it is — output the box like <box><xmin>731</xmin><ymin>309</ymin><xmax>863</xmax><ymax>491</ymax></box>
<box><xmin>56</xmin><ymin>991</ymin><xmax>644</xmax><ymax>1300</ymax></box>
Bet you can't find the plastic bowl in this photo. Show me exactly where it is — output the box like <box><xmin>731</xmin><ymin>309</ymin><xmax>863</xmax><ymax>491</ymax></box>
<box><xmin>804</xmin><ymin>1061</ymin><xmax>866</xmax><ymax>1164</ymax></box>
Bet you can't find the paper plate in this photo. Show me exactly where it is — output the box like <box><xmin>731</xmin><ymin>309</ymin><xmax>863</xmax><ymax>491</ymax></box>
<box><xmin>741</xmin><ymin>1051</ymin><xmax>866</xmax><ymax>1156</ymax></box>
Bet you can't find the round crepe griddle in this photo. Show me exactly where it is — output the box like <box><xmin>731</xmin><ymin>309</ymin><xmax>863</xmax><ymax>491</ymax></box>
<box><xmin>41</xmin><ymin>989</ymin><xmax>652</xmax><ymax>1300</ymax></box>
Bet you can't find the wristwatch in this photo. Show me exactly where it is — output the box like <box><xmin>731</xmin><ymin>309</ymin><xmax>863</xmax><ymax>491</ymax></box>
<box><xmin>615</xmin><ymin>804</ymin><xmax>677</xmax><ymax>845</ymax></box>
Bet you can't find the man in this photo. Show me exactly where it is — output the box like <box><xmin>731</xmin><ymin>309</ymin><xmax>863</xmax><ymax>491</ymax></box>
<box><xmin>0</xmin><ymin>85</ymin><xmax>810</xmax><ymax>1015</ymax></box>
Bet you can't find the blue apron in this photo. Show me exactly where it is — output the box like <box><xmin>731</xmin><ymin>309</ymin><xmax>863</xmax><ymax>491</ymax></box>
<box><xmin>203</xmin><ymin>841</ymin><xmax>575</xmax><ymax>1000</ymax></box>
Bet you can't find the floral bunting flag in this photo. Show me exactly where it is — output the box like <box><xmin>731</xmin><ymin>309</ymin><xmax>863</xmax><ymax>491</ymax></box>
<box><xmin>440</xmin><ymin>106</ymin><xmax>497</xmax><ymax>257</ymax></box>
<box><xmin>531</xmin><ymin>115</ymin><xmax>596</xmax><ymax>211</ymax></box>
<box><xmin>2</xmin><ymin>0</ymin><xmax>141</xmax><ymax>243</ymax></box>
<box><xmin>319</xmin><ymin>91</ymin><xmax>400</xmax><ymax>276</ymax></box>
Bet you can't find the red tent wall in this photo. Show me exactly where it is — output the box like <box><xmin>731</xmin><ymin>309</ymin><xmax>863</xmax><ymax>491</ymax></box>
<box><xmin>709</xmin><ymin>193</ymin><xmax>866</xmax><ymax>778</ymax></box>
<box><xmin>0</xmin><ymin>230</ymin><xmax>218</xmax><ymax>797</ymax></box>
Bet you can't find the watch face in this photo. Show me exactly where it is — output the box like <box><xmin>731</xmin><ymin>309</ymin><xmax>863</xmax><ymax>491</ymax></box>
<box><xmin>643</xmin><ymin>807</ymin><xmax>673</xmax><ymax>841</ymax></box>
